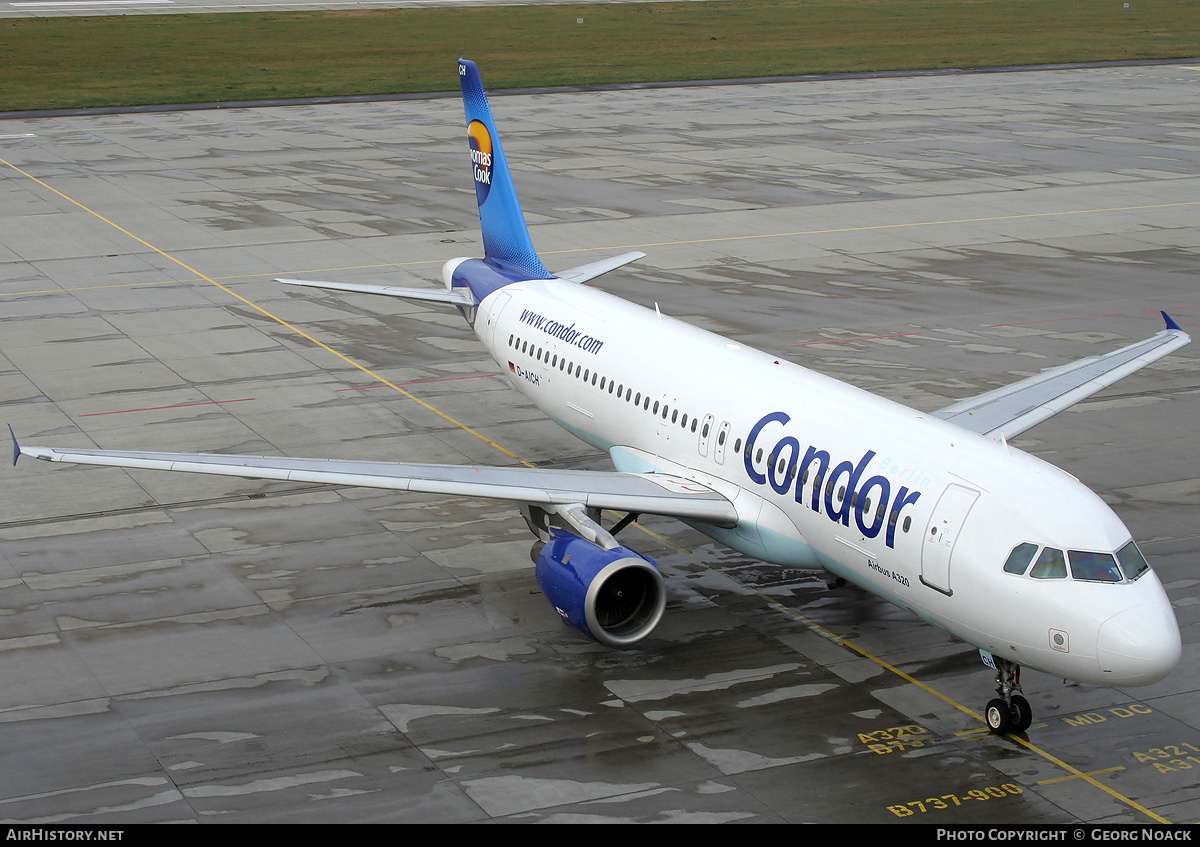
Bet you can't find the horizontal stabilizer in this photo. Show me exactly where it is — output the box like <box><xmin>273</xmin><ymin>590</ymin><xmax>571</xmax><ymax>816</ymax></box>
<box><xmin>276</xmin><ymin>278</ymin><xmax>476</xmax><ymax>306</ymax></box>
<box><xmin>556</xmin><ymin>251</ymin><xmax>647</xmax><ymax>284</ymax></box>
<box><xmin>934</xmin><ymin>316</ymin><xmax>1190</xmax><ymax>439</ymax></box>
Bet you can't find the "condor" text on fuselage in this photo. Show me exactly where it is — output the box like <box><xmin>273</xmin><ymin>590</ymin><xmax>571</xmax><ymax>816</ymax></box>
<box><xmin>743</xmin><ymin>411</ymin><xmax>923</xmax><ymax>549</ymax></box>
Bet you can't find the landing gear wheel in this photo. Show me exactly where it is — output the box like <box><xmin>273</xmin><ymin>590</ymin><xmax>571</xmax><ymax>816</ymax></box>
<box><xmin>983</xmin><ymin>656</ymin><xmax>1033</xmax><ymax>735</ymax></box>
<box><xmin>986</xmin><ymin>698</ymin><xmax>1011</xmax><ymax>734</ymax></box>
<box><xmin>1009</xmin><ymin>695</ymin><xmax>1033</xmax><ymax>733</ymax></box>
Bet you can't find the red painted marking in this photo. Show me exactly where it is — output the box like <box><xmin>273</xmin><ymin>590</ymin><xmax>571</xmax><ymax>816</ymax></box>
<box><xmin>79</xmin><ymin>398</ymin><xmax>254</xmax><ymax>418</ymax></box>
<box><xmin>984</xmin><ymin>314</ymin><xmax>1121</xmax><ymax>327</ymax></box>
<box><xmin>336</xmin><ymin>373</ymin><xmax>500</xmax><ymax>392</ymax></box>
<box><xmin>790</xmin><ymin>332</ymin><xmax>919</xmax><ymax>347</ymax></box>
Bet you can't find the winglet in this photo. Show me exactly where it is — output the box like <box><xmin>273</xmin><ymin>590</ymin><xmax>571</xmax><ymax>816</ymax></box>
<box><xmin>8</xmin><ymin>424</ymin><xmax>20</xmax><ymax>467</ymax></box>
<box><xmin>458</xmin><ymin>59</ymin><xmax>553</xmax><ymax>282</ymax></box>
<box><xmin>1162</xmin><ymin>311</ymin><xmax>1184</xmax><ymax>332</ymax></box>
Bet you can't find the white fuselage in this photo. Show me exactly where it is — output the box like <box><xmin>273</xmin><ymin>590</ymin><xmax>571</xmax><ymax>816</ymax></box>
<box><xmin>473</xmin><ymin>278</ymin><xmax>1180</xmax><ymax>687</ymax></box>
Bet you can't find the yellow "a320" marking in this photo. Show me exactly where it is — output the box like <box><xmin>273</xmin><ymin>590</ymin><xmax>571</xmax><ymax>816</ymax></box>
<box><xmin>859</xmin><ymin>724</ymin><xmax>934</xmax><ymax>754</ymax></box>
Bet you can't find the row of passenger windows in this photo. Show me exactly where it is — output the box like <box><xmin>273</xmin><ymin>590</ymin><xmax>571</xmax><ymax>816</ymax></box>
<box><xmin>508</xmin><ymin>332</ymin><xmax>914</xmax><ymax>535</ymax></box>
<box><xmin>509</xmin><ymin>333</ymin><xmax>740</xmax><ymax>446</ymax></box>
<box><xmin>1002</xmin><ymin>540</ymin><xmax>1149</xmax><ymax>583</ymax></box>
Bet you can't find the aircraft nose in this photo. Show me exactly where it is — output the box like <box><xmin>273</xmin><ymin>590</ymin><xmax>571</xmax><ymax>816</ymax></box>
<box><xmin>1096</xmin><ymin>603</ymin><xmax>1181</xmax><ymax>685</ymax></box>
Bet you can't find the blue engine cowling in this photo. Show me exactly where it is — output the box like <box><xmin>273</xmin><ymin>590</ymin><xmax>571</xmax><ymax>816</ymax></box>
<box><xmin>534</xmin><ymin>530</ymin><xmax>666</xmax><ymax>647</ymax></box>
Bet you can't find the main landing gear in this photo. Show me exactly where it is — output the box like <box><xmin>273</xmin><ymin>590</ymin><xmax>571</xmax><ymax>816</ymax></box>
<box><xmin>984</xmin><ymin>656</ymin><xmax>1032</xmax><ymax>735</ymax></box>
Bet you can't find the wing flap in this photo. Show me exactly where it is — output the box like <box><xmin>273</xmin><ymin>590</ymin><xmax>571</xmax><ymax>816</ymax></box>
<box><xmin>15</xmin><ymin>444</ymin><xmax>738</xmax><ymax>526</ymax></box>
<box><xmin>934</xmin><ymin>316</ymin><xmax>1190</xmax><ymax>438</ymax></box>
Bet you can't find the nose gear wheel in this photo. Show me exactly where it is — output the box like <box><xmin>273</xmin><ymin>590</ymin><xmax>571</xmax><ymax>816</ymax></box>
<box><xmin>985</xmin><ymin>658</ymin><xmax>1032</xmax><ymax>735</ymax></box>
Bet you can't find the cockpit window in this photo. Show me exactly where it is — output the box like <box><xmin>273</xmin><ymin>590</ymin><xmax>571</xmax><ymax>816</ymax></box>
<box><xmin>1029</xmin><ymin>547</ymin><xmax>1067</xmax><ymax>580</ymax></box>
<box><xmin>1068</xmin><ymin>550</ymin><xmax>1122</xmax><ymax>583</ymax></box>
<box><xmin>1003</xmin><ymin>542</ymin><xmax>1039</xmax><ymax>575</ymax></box>
<box><xmin>1006</xmin><ymin>540</ymin><xmax>1151</xmax><ymax>583</ymax></box>
<box><xmin>1116</xmin><ymin>541</ymin><xmax>1150</xmax><ymax>581</ymax></box>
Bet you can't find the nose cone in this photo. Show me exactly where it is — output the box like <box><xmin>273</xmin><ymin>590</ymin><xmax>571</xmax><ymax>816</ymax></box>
<box><xmin>1096</xmin><ymin>603</ymin><xmax>1182</xmax><ymax>685</ymax></box>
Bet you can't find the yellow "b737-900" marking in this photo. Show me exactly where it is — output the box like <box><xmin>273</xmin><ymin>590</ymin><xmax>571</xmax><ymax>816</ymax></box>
<box><xmin>887</xmin><ymin>784</ymin><xmax>1024</xmax><ymax>817</ymax></box>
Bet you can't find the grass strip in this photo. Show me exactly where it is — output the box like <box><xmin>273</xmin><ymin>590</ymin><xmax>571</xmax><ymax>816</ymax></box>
<box><xmin>2</xmin><ymin>0</ymin><xmax>1198</xmax><ymax>112</ymax></box>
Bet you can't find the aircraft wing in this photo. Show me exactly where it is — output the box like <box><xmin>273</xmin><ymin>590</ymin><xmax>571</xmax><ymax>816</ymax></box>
<box><xmin>10</xmin><ymin>436</ymin><xmax>738</xmax><ymax>526</ymax></box>
<box><xmin>933</xmin><ymin>313</ymin><xmax>1190</xmax><ymax>439</ymax></box>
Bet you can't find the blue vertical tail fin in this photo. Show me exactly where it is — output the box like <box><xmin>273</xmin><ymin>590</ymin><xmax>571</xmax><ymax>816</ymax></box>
<box><xmin>458</xmin><ymin>59</ymin><xmax>553</xmax><ymax>281</ymax></box>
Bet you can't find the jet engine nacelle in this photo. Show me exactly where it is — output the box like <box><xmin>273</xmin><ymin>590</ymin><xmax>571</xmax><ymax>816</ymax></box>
<box><xmin>534</xmin><ymin>530</ymin><xmax>666</xmax><ymax>648</ymax></box>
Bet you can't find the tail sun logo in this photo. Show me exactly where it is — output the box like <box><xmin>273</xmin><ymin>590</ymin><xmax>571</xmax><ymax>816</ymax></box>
<box><xmin>467</xmin><ymin>120</ymin><xmax>493</xmax><ymax>205</ymax></box>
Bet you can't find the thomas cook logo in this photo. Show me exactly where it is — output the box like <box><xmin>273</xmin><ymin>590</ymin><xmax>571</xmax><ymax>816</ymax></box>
<box><xmin>468</xmin><ymin>120</ymin><xmax>493</xmax><ymax>205</ymax></box>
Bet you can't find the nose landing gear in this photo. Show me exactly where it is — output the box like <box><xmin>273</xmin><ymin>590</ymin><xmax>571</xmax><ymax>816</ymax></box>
<box><xmin>983</xmin><ymin>655</ymin><xmax>1032</xmax><ymax>735</ymax></box>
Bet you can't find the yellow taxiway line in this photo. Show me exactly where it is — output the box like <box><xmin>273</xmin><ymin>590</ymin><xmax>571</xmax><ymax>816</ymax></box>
<box><xmin>761</xmin><ymin>594</ymin><xmax>1171</xmax><ymax>824</ymax></box>
<box><xmin>0</xmin><ymin>156</ymin><xmax>529</xmax><ymax>466</ymax></box>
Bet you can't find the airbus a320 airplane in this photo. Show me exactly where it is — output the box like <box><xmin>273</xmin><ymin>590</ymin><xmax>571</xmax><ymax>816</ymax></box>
<box><xmin>10</xmin><ymin>60</ymin><xmax>1189</xmax><ymax>735</ymax></box>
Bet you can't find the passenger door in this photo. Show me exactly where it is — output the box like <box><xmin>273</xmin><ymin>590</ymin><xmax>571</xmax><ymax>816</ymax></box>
<box><xmin>485</xmin><ymin>292</ymin><xmax>510</xmax><ymax>350</ymax></box>
<box><xmin>920</xmin><ymin>483</ymin><xmax>980</xmax><ymax>596</ymax></box>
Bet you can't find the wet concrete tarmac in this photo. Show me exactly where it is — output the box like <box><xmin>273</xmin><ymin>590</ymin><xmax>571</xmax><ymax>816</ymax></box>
<box><xmin>1</xmin><ymin>63</ymin><xmax>1199</xmax><ymax>823</ymax></box>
